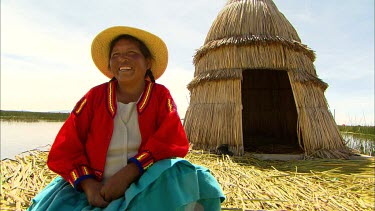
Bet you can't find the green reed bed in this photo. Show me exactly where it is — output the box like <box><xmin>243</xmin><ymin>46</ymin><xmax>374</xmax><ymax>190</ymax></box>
<box><xmin>1</xmin><ymin>150</ymin><xmax>374</xmax><ymax>211</ymax></box>
<box><xmin>338</xmin><ymin>125</ymin><xmax>375</xmax><ymax>137</ymax></box>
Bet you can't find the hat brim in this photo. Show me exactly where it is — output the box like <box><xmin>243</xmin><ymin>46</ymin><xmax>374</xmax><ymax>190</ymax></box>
<box><xmin>91</xmin><ymin>26</ymin><xmax>168</xmax><ymax>80</ymax></box>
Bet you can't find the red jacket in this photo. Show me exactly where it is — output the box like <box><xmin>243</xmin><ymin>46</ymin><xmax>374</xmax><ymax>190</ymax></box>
<box><xmin>47</xmin><ymin>80</ymin><xmax>189</xmax><ymax>189</ymax></box>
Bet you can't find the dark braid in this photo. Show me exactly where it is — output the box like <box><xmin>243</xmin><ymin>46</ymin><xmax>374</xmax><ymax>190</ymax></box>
<box><xmin>146</xmin><ymin>69</ymin><xmax>155</xmax><ymax>83</ymax></box>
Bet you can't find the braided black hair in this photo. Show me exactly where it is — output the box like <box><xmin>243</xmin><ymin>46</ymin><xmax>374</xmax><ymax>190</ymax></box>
<box><xmin>146</xmin><ymin>69</ymin><xmax>155</xmax><ymax>83</ymax></box>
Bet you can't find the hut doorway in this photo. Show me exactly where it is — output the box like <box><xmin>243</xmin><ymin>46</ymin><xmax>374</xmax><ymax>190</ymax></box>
<box><xmin>241</xmin><ymin>69</ymin><xmax>302</xmax><ymax>154</ymax></box>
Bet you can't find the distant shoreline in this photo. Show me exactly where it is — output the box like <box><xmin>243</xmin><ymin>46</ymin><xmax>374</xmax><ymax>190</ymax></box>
<box><xmin>0</xmin><ymin>110</ymin><xmax>70</xmax><ymax>122</ymax></box>
<box><xmin>1</xmin><ymin>110</ymin><xmax>374</xmax><ymax>136</ymax></box>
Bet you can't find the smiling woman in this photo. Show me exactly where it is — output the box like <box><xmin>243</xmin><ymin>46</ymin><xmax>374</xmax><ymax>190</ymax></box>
<box><xmin>27</xmin><ymin>26</ymin><xmax>225</xmax><ymax>211</ymax></box>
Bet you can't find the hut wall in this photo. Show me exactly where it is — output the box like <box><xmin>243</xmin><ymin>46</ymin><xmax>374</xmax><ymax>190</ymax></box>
<box><xmin>288</xmin><ymin>71</ymin><xmax>350</xmax><ymax>158</ymax></box>
<box><xmin>242</xmin><ymin>69</ymin><xmax>299</xmax><ymax>153</ymax></box>
<box><xmin>184</xmin><ymin>80</ymin><xmax>244</xmax><ymax>155</ymax></box>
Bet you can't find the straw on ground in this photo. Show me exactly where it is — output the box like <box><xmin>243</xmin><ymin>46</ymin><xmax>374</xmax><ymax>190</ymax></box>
<box><xmin>1</xmin><ymin>149</ymin><xmax>374</xmax><ymax>210</ymax></box>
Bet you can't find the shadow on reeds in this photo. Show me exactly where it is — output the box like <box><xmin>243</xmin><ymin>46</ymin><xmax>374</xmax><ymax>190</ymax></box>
<box><xmin>228</xmin><ymin>153</ymin><xmax>375</xmax><ymax>175</ymax></box>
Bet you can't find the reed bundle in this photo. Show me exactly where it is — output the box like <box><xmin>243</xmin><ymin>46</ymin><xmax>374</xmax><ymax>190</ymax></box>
<box><xmin>194</xmin><ymin>38</ymin><xmax>315</xmax><ymax>70</ymax></box>
<box><xmin>187</xmin><ymin>69</ymin><xmax>243</xmax><ymax>90</ymax></box>
<box><xmin>193</xmin><ymin>45</ymin><xmax>318</xmax><ymax>86</ymax></box>
<box><xmin>1</xmin><ymin>150</ymin><xmax>374</xmax><ymax>210</ymax></box>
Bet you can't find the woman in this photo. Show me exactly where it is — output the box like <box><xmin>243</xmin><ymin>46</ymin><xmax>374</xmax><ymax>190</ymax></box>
<box><xmin>28</xmin><ymin>26</ymin><xmax>225</xmax><ymax>210</ymax></box>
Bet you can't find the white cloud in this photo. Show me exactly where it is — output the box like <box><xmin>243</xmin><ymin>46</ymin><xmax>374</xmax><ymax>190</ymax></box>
<box><xmin>1</xmin><ymin>4</ymin><xmax>92</xmax><ymax>68</ymax></box>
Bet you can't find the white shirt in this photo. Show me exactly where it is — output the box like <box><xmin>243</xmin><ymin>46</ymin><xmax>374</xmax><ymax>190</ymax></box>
<box><xmin>102</xmin><ymin>101</ymin><xmax>141</xmax><ymax>182</ymax></box>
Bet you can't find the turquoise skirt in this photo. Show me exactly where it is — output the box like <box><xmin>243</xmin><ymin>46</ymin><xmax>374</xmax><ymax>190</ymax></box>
<box><xmin>28</xmin><ymin>159</ymin><xmax>225</xmax><ymax>211</ymax></box>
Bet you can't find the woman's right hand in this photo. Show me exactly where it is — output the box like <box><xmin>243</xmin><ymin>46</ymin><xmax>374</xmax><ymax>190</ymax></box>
<box><xmin>80</xmin><ymin>178</ymin><xmax>109</xmax><ymax>208</ymax></box>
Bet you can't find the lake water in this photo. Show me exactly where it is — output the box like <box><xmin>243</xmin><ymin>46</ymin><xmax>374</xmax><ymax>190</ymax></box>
<box><xmin>1</xmin><ymin>121</ymin><xmax>374</xmax><ymax>159</ymax></box>
<box><xmin>1</xmin><ymin>121</ymin><xmax>63</xmax><ymax>159</ymax></box>
<box><xmin>342</xmin><ymin>133</ymin><xmax>375</xmax><ymax>156</ymax></box>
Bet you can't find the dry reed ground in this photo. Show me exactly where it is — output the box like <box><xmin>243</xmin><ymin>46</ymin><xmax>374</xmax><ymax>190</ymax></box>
<box><xmin>1</xmin><ymin>149</ymin><xmax>374</xmax><ymax>211</ymax></box>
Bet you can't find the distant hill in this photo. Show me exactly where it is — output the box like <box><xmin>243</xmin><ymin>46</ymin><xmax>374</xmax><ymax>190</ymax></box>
<box><xmin>0</xmin><ymin>110</ymin><xmax>70</xmax><ymax>122</ymax></box>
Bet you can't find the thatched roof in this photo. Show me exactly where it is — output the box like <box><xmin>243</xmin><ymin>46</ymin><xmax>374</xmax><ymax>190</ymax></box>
<box><xmin>189</xmin><ymin>0</ymin><xmax>326</xmax><ymax>90</ymax></box>
<box><xmin>205</xmin><ymin>0</ymin><xmax>302</xmax><ymax>43</ymax></box>
<box><xmin>184</xmin><ymin>0</ymin><xmax>351</xmax><ymax>158</ymax></box>
<box><xmin>195</xmin><ymin>0</ymin><xmax>315</xmax><ymax>64</ymax></box>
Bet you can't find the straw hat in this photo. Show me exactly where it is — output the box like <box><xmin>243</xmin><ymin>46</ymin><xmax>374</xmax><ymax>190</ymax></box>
<box><xmin>91</xmin><ymin>26</ymin><xmax>168</xmax><ymax>80</ymax></box>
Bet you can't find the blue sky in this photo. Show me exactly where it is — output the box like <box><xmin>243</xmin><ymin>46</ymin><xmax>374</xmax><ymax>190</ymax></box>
<box><xmin>1</xmin><ymin>0</ymin><xmax>374</xmax><ymax>125</ymax></box>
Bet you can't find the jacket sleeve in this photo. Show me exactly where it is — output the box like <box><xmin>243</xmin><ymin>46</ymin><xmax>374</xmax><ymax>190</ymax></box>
<box><xmin>128</xmin><ymin>87</ymin><xmax>189</xmax><ymax>175</ymax></box>
<box><xmin>47</xmin><ymin>91</ymin><xmax>95</xmax><ymax>190</ymax></box>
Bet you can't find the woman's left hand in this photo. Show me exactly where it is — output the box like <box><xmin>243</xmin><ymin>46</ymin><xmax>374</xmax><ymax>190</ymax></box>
<box><xmin>100</xmin><ymin>162</ymin><xmax>140</xmax><ymax>202</ymax></box>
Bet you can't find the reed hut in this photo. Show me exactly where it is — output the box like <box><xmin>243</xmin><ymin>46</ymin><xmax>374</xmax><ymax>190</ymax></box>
<box><xmin>184</xmin><ymin>0</ymin><xmax>351</xmax><ymax>158</ymax></box>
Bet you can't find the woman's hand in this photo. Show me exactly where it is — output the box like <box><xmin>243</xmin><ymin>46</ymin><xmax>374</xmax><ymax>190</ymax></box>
<box><xmin>81</xmin><ymin>178</ymin><xmax>109</xmax><ymax>208</ymax></box>
<box><xmin>100</xmin><ymin>163</ymin><xmax>140</xmax><ymax>202</ymax></box>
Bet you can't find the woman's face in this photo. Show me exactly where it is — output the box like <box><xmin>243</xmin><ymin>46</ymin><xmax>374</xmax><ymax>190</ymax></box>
<box><xmin>109</xmin><ymin>38</ymin><xmax>151</xmax><ymax>85</ymax></box>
